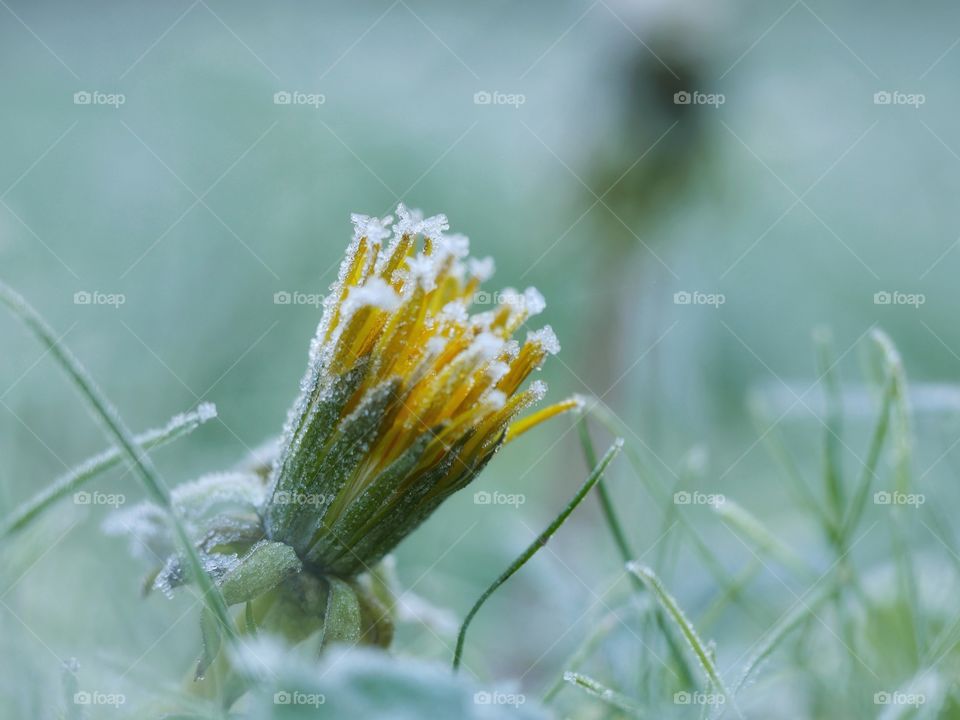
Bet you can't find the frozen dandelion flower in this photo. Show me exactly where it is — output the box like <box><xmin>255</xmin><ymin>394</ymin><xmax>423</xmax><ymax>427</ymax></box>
<box><xmin>266</xmin><ymin>205</ymin><xmax>579</xmax><ymax>575</ymax></box>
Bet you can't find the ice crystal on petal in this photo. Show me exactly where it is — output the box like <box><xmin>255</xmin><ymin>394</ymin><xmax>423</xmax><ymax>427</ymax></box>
<box><xmin>344</xmin><ymin>277</ymin><xmax>401</xmax><ymax>314</ymax></box>
<box><xmin>351</xmin><ymin>213</ymin><xmax>393</xmax><ymax>245</ymax></box>
<box><xmin>419</xmin><ymin>212</ymin><xmax>449</xmax><ymax>239</ymax></box>
<box><xmin>406</xmin><ymin>254</ymin><xmax>439</xmax><ymax>291</ymax></box>
<box><xmin>470</xmin><ymin>332</ymin><xmax>505</xmax><ymax>361</ymax></box>
<box><xmin>394</xmin><ymin>203</ymin><xmax>424</xmax><ymax>237</ymax></box>
<box><xmin>528</xmin><ymin>325</ymin><xmax>560</xmax><ymax>355</ymax></box>
<box><xmin>528</xmin><ymin>379</ymin><xmax>548</xmax><ymax>402</ymax></box>
<box><xmin>485</xmin><ymin>389</ymin><xmax>507</xmax><ymax>410</ymax></box>
<box><xmin>486</xmin><ymin>361</ymin><xmax>510</xmax><ymax>382</ymax></box>
<box><xmin>467</xmin><ymin>256</ymin><xmax>495</xmax><ymax>282</ymax></box>
<box><xmin>437</xmin><ymin>232</ymin><xmax>469</xmax><ymax>259</ymax></box>
<box><xmin>523</xmin><ymin>287</ymin><xmax>546</xmax><ymax>316</ymax></box>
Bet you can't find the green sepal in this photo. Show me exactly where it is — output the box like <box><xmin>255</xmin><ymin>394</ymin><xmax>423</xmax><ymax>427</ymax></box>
<box><xmin>219</xmin><ymin>540</ymin><xmax>302</xmax><ymax>606</ymax></box>
<box><xmin>196</xmin><ymin>607</ymin><xmax>222</xmax><ymax>681</ymax></box>
<box><xmin>321</xmin><ymin>577</ymin><xmax>364</xmax><ymax>646</ymax></box>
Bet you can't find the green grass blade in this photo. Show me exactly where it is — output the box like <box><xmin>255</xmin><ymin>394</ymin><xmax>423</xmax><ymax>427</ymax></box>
<box><xmin>627</xmin><ymin>563</ymin><xmax>731</xmax><ymax>703</ymax></box>
<box><xmin>452</xmin><ymin>439</ymin><xmax>623</xmax><ymax>671</ymax></box>
<box><xmin>582</xmin><ymin>398</ymin><xmax>769</xmax><ymax>619</ymax></box>
<box><xmin>713</xmin><ymin>499</ymin><xmax>818</xmax><ymax>582</ymax></box>
<box><xmin>731</xmin><ymin>585</ymin><xmax>831</xmax><ymax>697</ymax></box>
<box><xmin>562</xmin><ymin>671</ymin><xmax>644</xmax><ymax>716</ymax></box>
<box><xmin>747</xmin><ymin>394</ymin><xmax>829</xmax><ymax>525</ymax></box>
<box><xmin>578</xmin><ymin>418</ymin><xmax>697</xmax><ymax>689</ymax></box>
<box><xmin>0</xmin><ymin>281</ymin><xmax>236</xmax><ymax>641</ymax></box>
<box><xmin>814</xmin><ymin>329</ymin><xmax>845</xmax><ymax>541</ymax></box>
<box><xmin>840</xmin><ymin>371</ymin><xmax>894</xmax><ymax>543</ymax></box>
<box><xmin>2</xmin><ymin>403</ymin><xmax>217</xmax><ymax>537</ymax></box>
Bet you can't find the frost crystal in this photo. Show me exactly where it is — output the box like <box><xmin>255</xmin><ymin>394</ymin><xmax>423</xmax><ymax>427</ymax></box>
<box><xmin>528</xmin><ymin>379</ymin><xmax>548</xmax><ymax>402</ymax></box>
<box><xmin>470</xmin><ymin>332</ymin><xmax>504</xmax><ymax>361</ymax></box>
<box><xmin>439</xmin><ymin>301</ymin><xmax>469</xmax><ymax>325</ymax></box>
<box><xmin>486</xmin><ymin>361</ymin><xmax>510</xmax><ymax>382</ymax></box>
<box><xmin>344</xmin><ymin>277</ymin><xmax>401</xmax><ymax>314</ymax></box>
<box><xmin>419</xmin><ymin>212</ymin><xmax>450</xmax><ymax>239</ymax></box>
<box><xmin>528</xmin><ymin>325</ymin><xmax>560</xmax><ymax>355</ymax></box>
<box><xmin>394</xmin><ymin>203</ymin><xmax>424</xmax><ymax>237</ymax></box>
<box><xmin>467</xmin><ymin>256</ymin><xmax>495</xmax><ymax>282</ymax></box>
<box><xmin>485</xmin><ymin>389</ymin><xmax>507</xmax><ymax>410</ymax></box>
<box><xmin>523</xmin><ymin>287</ymin><xmax>546</xmax><ymax>316</ymax></box>
<box><xmin>351</xmin><ymin>213</ymin><xmax>393</xmax><ymax>245</ymax></box>
<box><xmin>406</xmin><ymin>254</ymin><xmax>439</xmax><ymax>291</ymax></box>
<box><xmin>437</xmin><ymin>232</ymin><xmax>469</xmax><ymax>259</ymax></box>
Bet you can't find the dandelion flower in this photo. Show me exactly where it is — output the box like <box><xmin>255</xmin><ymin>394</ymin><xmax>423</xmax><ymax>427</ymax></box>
<box><xmin>266</xmin><ymin>204</ymin><xmax>578</xmax><ymax>575</ymax></box>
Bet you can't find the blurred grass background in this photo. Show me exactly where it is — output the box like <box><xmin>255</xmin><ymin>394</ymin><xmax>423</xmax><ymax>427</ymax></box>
<box><xmin>3</xmin><ymin>0</ymin><xmax>960</xmax><ymax>717</ymax></box>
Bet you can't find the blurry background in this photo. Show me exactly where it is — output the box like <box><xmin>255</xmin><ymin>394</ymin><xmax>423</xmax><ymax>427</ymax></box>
<box><xmin>3</xmin><ymin>0</ymin><xmax>960</xmax><ymax>717</ymax></box>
